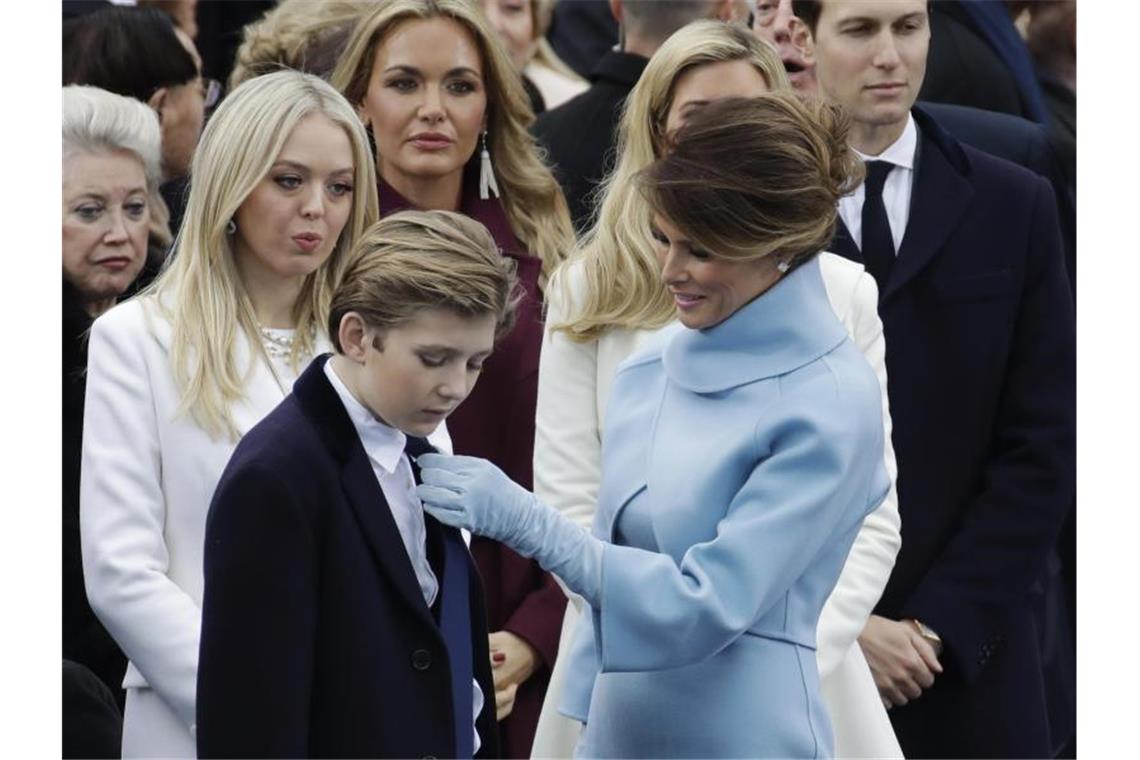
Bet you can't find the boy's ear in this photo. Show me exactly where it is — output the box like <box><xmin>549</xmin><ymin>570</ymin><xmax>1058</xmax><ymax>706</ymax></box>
<box><xmin>338</xmin><ymin>312</ymin><xmax>370</xmax><ymax>363</ymax></box>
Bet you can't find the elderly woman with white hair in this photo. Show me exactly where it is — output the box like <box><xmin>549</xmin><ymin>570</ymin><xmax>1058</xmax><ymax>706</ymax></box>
<box><xmin>63</xmin><ymin>85</ymin><xmax>163</xmax><ymax>708</ymax></box>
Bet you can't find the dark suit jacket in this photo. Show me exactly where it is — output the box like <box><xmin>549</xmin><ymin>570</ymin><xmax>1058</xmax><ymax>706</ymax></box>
<box><xmin>196</xmin><ymin>355</ymin><xmax>499</xmax><ymax>759</ymax></box>
<box><xmin>533</xmin><ymin>50</ymin><xmax>647</xmax><ymax>231</ymax></box>
<box><xmin>830</xmin><ymin>107</ymin><xmax>1075</xmax><ymax>759</ymax></box>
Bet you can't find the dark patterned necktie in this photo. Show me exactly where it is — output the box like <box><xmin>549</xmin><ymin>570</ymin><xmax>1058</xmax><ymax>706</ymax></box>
<box><xmin>861</xmin><ymin>160</ymin><xmax>896</xmax><ymax>293</ymax></box>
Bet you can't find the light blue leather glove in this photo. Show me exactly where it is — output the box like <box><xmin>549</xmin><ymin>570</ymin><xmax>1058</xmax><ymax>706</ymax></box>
<box><xmin>416</xmin><ymin>453</ymin><xmax>601</xmax><ymax>605</ymax></box>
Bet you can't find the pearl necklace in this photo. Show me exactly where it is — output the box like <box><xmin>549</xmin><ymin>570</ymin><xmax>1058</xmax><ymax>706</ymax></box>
<box><xmin>258</xmin><ymin>325</ymin><xmax>296</xmax><ymax>359</ymax></box>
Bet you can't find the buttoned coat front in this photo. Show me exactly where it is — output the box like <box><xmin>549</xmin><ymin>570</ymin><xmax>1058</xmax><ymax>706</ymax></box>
<box><xmin>533</xmin><ymin>252</ymin><xmax>902</xmax><ymax>758</ymax></box>
<box><xmin>557</xmin><ymin>258</ymin><xmax>891</xmax><ymax>758</ymax></box>
<box><xmin>828</xmin><ymin>107</ymin><xmax>1076</xmax><ymax>759</ymax></box>
<box><xmin>196</xmin><ymin>356</ymin><xmax>499</xmax><ymax>758</ymax></box>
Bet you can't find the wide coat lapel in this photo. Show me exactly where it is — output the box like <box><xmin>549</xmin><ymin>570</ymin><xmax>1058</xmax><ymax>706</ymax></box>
<box><xmin>292</xmin><ymin>356</ymin><xmax>439</xmax><ymax>632</ymax></box>
<box><xmin>883</xmin><ymin>109</ymin><xmax>975</xmax><ymax>302</ymax></box>
<box><xmin>339</xmin><ymin>455</ymin><xmax>439</xmax><ymax>631</ymax></box>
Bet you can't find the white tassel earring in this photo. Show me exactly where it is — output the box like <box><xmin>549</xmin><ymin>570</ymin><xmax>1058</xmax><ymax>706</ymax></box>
<box><xmin>479</xmin><ymin>130</ymin><xmax>500</xmax><ymax>200</ymax></box>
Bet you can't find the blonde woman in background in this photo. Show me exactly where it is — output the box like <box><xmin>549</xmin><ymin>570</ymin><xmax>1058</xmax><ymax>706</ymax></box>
<box><xmin>480</xmin><ymin>0</ymin><xmax>587</xmax><ymax>111</ymax></box>
<box><xmin>227</xmin><ymin>0</ymin><xmax>377</xmax><ymax>89</ymax></box>
<box><xmin>80</xmin><ymin>70</ymin><xmax>379</xmax><ymax>757</ymax></box>
<box><xmin>331</xmin><ymin>2</ymin><xmax>575</xmax><ymax>755</ymax></box>
<box><xmin>530</xmin><ymin>21</ymin><xmax>903</xmax><ymax>759</ymax></box>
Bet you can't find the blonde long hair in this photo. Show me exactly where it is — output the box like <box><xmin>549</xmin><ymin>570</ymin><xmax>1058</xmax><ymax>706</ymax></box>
<box><xmin>330</xmin><ymin>0</ymin><xmax>573</xmax><ymax>285</ymax></box>
<box><xmin>554</xmin><ymin>21</ymin><xmax>789</xmax><ymax>341</ymax></box>
<box><xmin>228</xmin><ymin>0</ymin><xmax>377</xmax><ymax>89</ymax></box>
<box><xmin>145</xmin><ymin>70</ymin><xmax>379</xmax><ymax>439</ymax></box>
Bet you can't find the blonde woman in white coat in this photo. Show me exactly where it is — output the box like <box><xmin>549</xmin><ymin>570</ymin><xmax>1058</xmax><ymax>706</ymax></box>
<box><xmin>530</xmin><ymin>22</ymin><xmax>902</xmax><ymax>759</ymax></box>
<box><xmin>79</xmin><ymin>71</ymin><xmax>383</xmax><ymax>757</ymax></box>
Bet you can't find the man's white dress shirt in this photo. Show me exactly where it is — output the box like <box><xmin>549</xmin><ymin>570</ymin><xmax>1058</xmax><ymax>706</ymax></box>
<box><xmin>837</xmin><ymin>114</ymin><xmax>919</xmax><ymax>255</ymax></box>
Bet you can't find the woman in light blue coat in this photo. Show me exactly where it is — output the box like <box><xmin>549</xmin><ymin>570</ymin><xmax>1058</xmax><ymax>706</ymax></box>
<box><xmin>418</xmin><ymin>93</ymin><xmax>890</xmax><ymax>758</ymax></box>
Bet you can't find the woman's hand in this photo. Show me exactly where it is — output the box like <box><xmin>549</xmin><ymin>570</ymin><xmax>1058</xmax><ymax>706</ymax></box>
<box><xmin>417</xmin><ymin>453</ymin><xmax>603</xmax><ymax>605</ymax></box>
<box><xmin>494</xmin><ymin>681</ymin><xmax>519</xmax><ymax>721</ymax></box>
<box><xmin>416</xmin><ymin>454</ymin><xmax>536</xmax><ymax>539</ymax></box>
<box><xmin>489</xmin><ymin>630</ymin><xmax>539</xmax><ymax>722</ymax></box>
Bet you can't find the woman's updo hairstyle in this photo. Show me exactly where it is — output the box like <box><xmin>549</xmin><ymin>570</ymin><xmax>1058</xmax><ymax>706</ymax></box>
<box><xmin>639</xmin><ymin>92</ymin><xmax>863</xmax><ymax>270</ymax></box>
<box><xmin>229</xmin><ymin>0</ymin><xmax>376</xmax><ymax>89</ymax></box>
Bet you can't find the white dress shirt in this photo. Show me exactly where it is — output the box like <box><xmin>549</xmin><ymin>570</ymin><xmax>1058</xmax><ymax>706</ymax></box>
<box><xmin>837</xmin><ymin>113</ymin><xmax>918</xmax><ymax>254</ymax></box>
<box><xmin>323</xmin><ymin>359</ymin><xmax>483</xmax><ymax>752</ymax></box>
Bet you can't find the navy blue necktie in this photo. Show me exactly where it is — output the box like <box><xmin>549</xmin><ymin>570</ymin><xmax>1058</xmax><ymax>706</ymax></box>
<box><xmin>861</xmin><ymin>160</ymin><xmax>896</xmax><ymax>294</ymax></box>
<box><xmin>439</xmin><ymin>528</ymin><xmax>475</xmax><ymax>758</ymax></box>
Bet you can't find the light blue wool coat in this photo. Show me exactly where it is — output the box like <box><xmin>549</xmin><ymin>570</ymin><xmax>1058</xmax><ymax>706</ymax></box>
<box><xmin>558</xmin><ymin>256</ymin><xmax>891</xmax><ymax>758</ymax></box>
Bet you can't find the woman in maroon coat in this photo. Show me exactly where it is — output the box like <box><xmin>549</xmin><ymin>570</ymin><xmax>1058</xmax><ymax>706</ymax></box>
<box><xmin>332</xmin><ymin>2</ymin><xmax>575</xmax><ymax>755</ymax></box>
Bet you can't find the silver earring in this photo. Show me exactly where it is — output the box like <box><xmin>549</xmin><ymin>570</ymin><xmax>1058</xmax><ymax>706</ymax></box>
<box><xmin>479</xmin><ymin>130</ymin><xmax>500</xmax><ymax>200</ymax></box>
<box><xmin>776</xmin><ymin>259</ymin><xmax>791</xmax><ymax>273</ymax></box>
<box><xmin>225</xmin><ymin>219</ymin><xmax>237</xmax><ymax>235</ymax></box>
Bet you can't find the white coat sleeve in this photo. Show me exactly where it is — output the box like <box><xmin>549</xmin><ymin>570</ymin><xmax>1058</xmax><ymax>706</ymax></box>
<box><xmin>533</xmin><ymin>265</ymin><xmax>603</xmax><ymax>532</ymax></box>
<box><xmin>815</xmin><ymin>270</ymin><xmax>902</xmax><ymax>677</ymax></box>
<box><xmin>80</xmin><ymin>305</ymin><xmax>202</xmax><ymax>729</ymax></box>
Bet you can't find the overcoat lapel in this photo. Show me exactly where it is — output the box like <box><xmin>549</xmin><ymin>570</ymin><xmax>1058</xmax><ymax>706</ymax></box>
<box><xmin>292</xmin><ymin>355</ymin><xmax>439</xmax><ymax>632</ymax></box>
<box><xmin>340</xmin><ymin>452</ymin><xmax>440</xmax><ymax>632</ymax></box>
<box><xmin>829</xmin><ymin>108</ymin><xmax>976</xmax><ymax>305</ymax></box>
<box><xmin>884</xmin><ymin>128</ymin><xmax>974</xmax><ymax>302</ymax></box>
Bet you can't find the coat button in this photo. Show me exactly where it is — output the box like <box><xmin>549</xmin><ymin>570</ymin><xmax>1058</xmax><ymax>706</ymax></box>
<box><xmin>411</xmin><ymin>648</ymin><xmax>432</xmax><ymax>671</ymax></box>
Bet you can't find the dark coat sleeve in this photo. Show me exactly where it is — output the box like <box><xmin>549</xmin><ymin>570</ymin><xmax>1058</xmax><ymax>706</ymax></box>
<box><xmin>196</xmin><ymin>461</ymin><xmax>318</xmax><ymax>758</ymax></box>
<box><xmin>900</xmin><ymin>177</ymin><xmax>1076</xmax><ymax>682</ymax></box>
